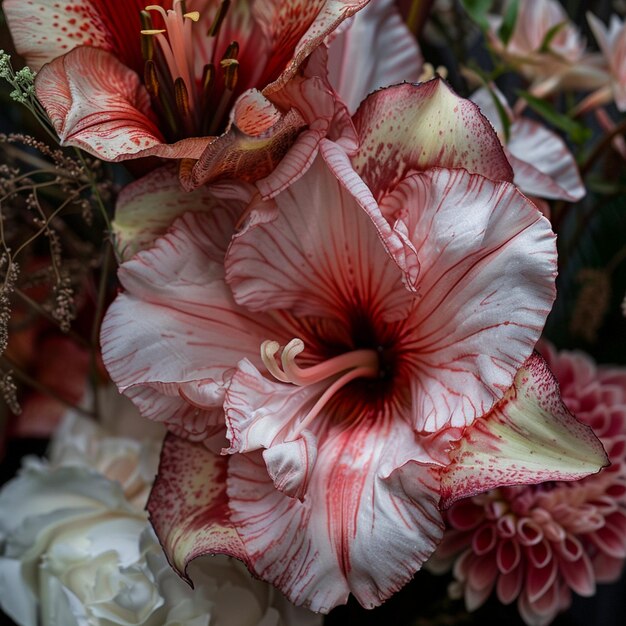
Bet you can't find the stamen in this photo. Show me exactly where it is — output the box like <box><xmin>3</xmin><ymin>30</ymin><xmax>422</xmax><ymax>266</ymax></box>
<box><xmin>261</xmin><ymin>340</ymin><xmax>291</xmax><ymax>383</ymax></box>
<box><xmin>208</xmin><ymin>0</ymin><xmax>231</xmax><ymax>37</ymax></box>
<box><xmin>184</xmin><ymin>11</ymin><xmax>200</xmax><ymax>21</ymax></box>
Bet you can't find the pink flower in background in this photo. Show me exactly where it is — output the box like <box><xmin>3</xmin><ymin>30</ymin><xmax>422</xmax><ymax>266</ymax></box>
<box><xmin>430</xmin><ymin>344</ymin><xmax>626</xmax><ymax>626</ymax></box>
<box><xmin>585</xmin><ymin>13</ymin><xmax>626</xmax><ymax>112</ymax></box>
<box><xmin>4</xmin><ymin>0</ymin><xmax>368</xmax><ymax>188</ymax></box>
<box><xmin>487</xmin><ymin>0</ymin><xmax>606</xmax><ymax>97</ymax></box>
<box><xmin>470</xmin><ymin>86</ymin><xmax>585</xmax><ymax>216</ymax></box>
<box><xmin>101</xmin><ymin>79</ymin><xmax>607</xmax><ymax>612</ymax></box>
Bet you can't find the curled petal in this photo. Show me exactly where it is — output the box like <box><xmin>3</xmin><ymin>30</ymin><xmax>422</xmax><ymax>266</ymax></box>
<box><xmin>440</xmin><ymin>354</ymin><xmax>609</xmax><ymax>507</ymax></box>
<box><xmin>147</xmin><ymin>434</ymin><xmax>247</xmax><ymax>583</ymax></box>
<box><xmin>351</xmin><ymin>79</ymin><xmax>513</xmax><ymax>197</ymax></box>
<box><xmin>36</xmin><ymin>47</ymin><xmax>208</xmax><ymax>161</ymax></box>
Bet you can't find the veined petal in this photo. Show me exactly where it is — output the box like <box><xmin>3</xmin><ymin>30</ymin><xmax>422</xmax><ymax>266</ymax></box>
<box><xmin>36</xmin><ymin>47</ymin><xmax>209</xmax><ymax>161</ymax></box>
<box><xmin>147</xmin><ymin>433</ymin><xmax>247</xmax><ymax>584</ymax></box>
<box><xmin>387</xmin><ymin>168</ymin><xmax>557</xmax><ymax>431</ymax></box>
<box><xmin>351</xmin><ymin>79</ymin><xmax>513</xmax><ymax>197</ymax></box>
<box><xmin>113</xmin><ymin>164</ymin><xmax>254</xmax><ymax>260</ymax></box>
<box><xmin>507</xmin><ymin>118</ymin><xmax>585</xmax><ymax>201</ymax></box>
<box><xmin>327</xmin><ymin>0</ymin><xmax>423</xmax><ymax>114</ymax></box>
<box><xmin>4</xmin><ymin>0</ymin><xmax>113</xmax><ymax>71</ymax></box>
<box><xmin>101</xmin><ymin>211</ymin><xmax>287</xmax><ymax>434</ymax></box>
<box><xmin>227</xmin><ymin>416</ymin><xmax>443</xmax><ymax>612</ymax></box>
<box><xmin>440</xmin><ymin>354</ymin><xmax>609</xmax><ymax>508</ymax></box>
<box><xmin>226</xmin><ymin>155</ymin><xmax>413</xmax><ymax>324</ymax></box>
<box><xmin>255</xmin><ymin>0</ymin><xmax>371</xmax><ymax>93</ymax></box>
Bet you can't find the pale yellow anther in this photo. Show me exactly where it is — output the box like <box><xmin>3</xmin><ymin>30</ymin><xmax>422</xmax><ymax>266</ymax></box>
<box><xmin>220</xmin><ymin>58</ymin><xmax>239</xmax><ymax>68</ymax></box>
<box><xmin>140</xmin><ymin>29</ymin><xmax>166</xmax><ymax>35</ymax></box>
<box><xmin>184</xmin><ymin>11</ymin><xmax>200</xmax><ymax>21</ymax></box>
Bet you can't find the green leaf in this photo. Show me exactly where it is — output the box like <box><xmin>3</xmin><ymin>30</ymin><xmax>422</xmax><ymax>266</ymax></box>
<box><xmin>539</xmin><ymin>21</ymin><xmax>567</xmax><ymax>53</ymax></box>
<box><xmin>517</xmin><ymin>91</ymin><xmax>592</xmax><ymax>144</ymax></box>
<box><xmin>497</xmin><ymin>0</ymin><xmax>519</xmax><ymax>45</ymax></box>
<box><xmin>460</xmin><ymin>0</ymin><xmax>493</xmax><ymax>31</ymax></box>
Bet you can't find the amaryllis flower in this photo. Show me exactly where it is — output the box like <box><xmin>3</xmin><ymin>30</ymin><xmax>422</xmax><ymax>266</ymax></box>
<box><xmin>101</xmin><ymin>79</ymin><xmax>607</xmax><ymax>611</ymax></box>
<box><xmin>470</xmin><ymin>87</ymin><xmax>584</xmax><ymax>210</ymax></box>
<box><xmin>429</xmin><ymin>344</ymin><xmax>626</xmax><ymax>626</ymax></box>
<box><xmin>4</xmin><ymin>0</ymin><xmax>367</xmax><ymax>189</ymax></box>
<box><xmin>582</xmin><ymin>13</ymin><xmax>626</xmax><ymax>113</ymax></box>
<box><xmin>487</xmin><ymin>0</ymin><xmax>606</xmax><ymax>98</ymax></box>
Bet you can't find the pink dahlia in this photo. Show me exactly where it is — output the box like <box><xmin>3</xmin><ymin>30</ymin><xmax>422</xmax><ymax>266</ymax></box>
<box><xmin>4</xmin><ymin>0</ymin><xmax>367</xmax><ymax>188</ymax></box>
<box><xmin>430</xmin><ymin>344</ymin><xmax>626</xmax><ymax>626</ymax></box>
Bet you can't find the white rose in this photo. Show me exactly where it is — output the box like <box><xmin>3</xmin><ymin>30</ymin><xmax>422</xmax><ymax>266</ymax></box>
<box><xmin>0</xmin><ymin>408</ymin><xmax>321</xmax><ymax>626</ymax></box>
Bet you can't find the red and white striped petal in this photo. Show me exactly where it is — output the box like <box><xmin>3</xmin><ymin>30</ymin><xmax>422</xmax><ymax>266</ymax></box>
<box><xmin>327</xmin><ymin>0</ymin><xmax>423</xmax><ymax>114</ymax></box>
<box><xmin>101</xmin><ymin>211</ymin><xmax>288</xmax><ymax>434</ymax></box>
<box><xmin>227</xmin><ymin>416</ymin><xmax>443</xmax><ymax>612</ymax></box>
<box><xmin>113</xmin><ymin>164</ymin><xmax>254</xmax><ymax>260</ymax></box>
<box><xmin>508</xmin><ymin>118</ymin><xmax>585</xmax><ymax>201</ymax></box>
<box><xmin>440</xmin><ymin>354</ymin><xmax>609</xmax><ymax>507</ymax></box>
<box><xmin>257</xmin><ymin>0</ymin><xmax>371</xmax><ymax>94</ymax></box>
<box><xmin>385</xmin><ymin>168</ymin><xmax>556</xmax><ymax>430</ymax></box>
<box><xmin>4</xmin><ymin>0</ymin><xmax>113</xmax><ymax>71</ymax></box>
<box><xmin>147</xmin><ymin>433</ymin><xmax>248</xmax><ymax>583</ymax></box>
<box><xmin>35</xmin><ymin>47</ymin><xmax>209</xmax><ymax>161</ymax></box>
<box><xmin>226</xmin><ymin>155</ymin><xmax>413</xmax><ymax>324</ymax></box>
<box><xmin>351</xmin><ymin>79</ymin><xmax>513</xmax><ymax>197</ymax></box>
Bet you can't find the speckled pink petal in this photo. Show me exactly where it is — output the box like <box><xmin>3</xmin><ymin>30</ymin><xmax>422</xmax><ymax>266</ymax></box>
<box><xmin>36</xmin><ymin>47</ymin><xmax>209</xmax><ymax>161</ymax></box>
<box><xmin>351</xmin><ymin>78</ymin><xmax>513</xmax><ymax>198</ymax></box>
<box><xmin>384</xmin><ymin>168</ymin><xmax>557</xmax><ymax>431</ymax></box>
<box><xmin>4</xmin><ymin>0</ymin><xmax>112</xmax><ymax>71</ymax></box>
<box><xmin>327</xmin><ymin>0</ymin><xmax>423</xmax><ymax>114</ymax></box>
<box><xmin>226</xmin><ymin>155</ymin><xmax>413</xmax><ymax>324</ymax></box>
<box><xmin>440</xmin><ymin>354</ymin><xmax>609</xmax><ymax>508</ymax></box>
<box><xmin>147</xmin><ymin>433</ymin><xmax>248</xmax><ymax>584</ymax></box>
<box><xmin>113</xmin><ymin>164</ymin><xmax>254</xmax><ymax>260</ymax></box>
<box><xmin>227</xmin><ymin>416</ymin><xmax>443</xmax><ymax>612</ymax></box>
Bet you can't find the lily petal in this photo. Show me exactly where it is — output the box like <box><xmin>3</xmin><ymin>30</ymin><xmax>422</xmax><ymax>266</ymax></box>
<box><xmin>440</xmin><ymin>354</ymin><xmax>609</xmax><ymax>508</ymax></box>
<box><xmin>327</xmin><ymin>0</ymin><xmax>423</xmax><ymax>114</ymax></box>
<box><xmin>36</xmin><ymin>47</ymin><xmax>209</xmax><ymax>161</ymax></box>
<box><xmin>113</xmin><ymin>164</ymin><xmax>254</xmax><ymax>260</ymax></box>
<box><xmin>147</xmin><ymin>433</ymin><xmax>247</xmax><ymax>584</ymax></box>
<box><xmin>386</xmin><ymin>168</ymin><xmax>557</xmax><ymax>431</ymax></box>
<box><xmin>351</xmin><ymin>79</ymin><xmax>513</xmax><ymax>197</ymax></box>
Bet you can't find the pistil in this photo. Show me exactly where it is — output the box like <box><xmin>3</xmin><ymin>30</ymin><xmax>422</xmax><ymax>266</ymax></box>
<box><xmin>261</xmin><ymin>338</ymin><xmax>379</xmax><ymax>438</ymax></box>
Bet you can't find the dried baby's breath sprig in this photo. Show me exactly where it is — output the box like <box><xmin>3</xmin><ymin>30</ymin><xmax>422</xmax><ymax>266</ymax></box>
<box><xmin>0</xmin><ymin>367</ymin><xmax>20</xmax><ymax>414</ymax></box>
<box><xmin>0</xmin><ymin>254</ymin><xmax>19</xmax><ymax>356</ymax></box>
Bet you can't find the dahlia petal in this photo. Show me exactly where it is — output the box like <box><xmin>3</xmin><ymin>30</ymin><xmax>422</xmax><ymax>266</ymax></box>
<box><xmin>101</xmin><ymin>211</ymin><xmax>286</xmax><ymax>434</ymax></box>
<box><xmin>113</xmin><ymin>165</ymin><xmax>254</xmax><ymax>260</ymax></box>
<box><xmin>526</xmin><ymin>558</ymin><xmax>557</xmax><ymax>604</ymax></box>
<box><xmin>468</xmin><ymin>553</ymin><xmax>499</xmax><ymax>590</ymax></box>
<box><xmin>464</xmin><ymin>579</ymin><xmax>494</xmax><ymax>612</ymax></box>
<box><xmin>226</xmin><ymin>155</ymin><xmax>413</xmax><ymax>323</ymax></box>
<box><xmin>327</xmin><ymin>0</ymin><xmax>423</xmax><ymax>114</ymax></box>
<box><xmin>228</xmin><ymin>416</ymin><xmax>443</xmax><ymax>612</ymax></box>
<box><xmin>471</xmin><ymin>524</ymin><xmax>496</xmax><ymax>555</ymax></box>
<box><xmin>35</xmin><ymin>47</ymin><xmax>208</xmax><ymax>161</ymax></box>
<box><xmin>389</xmin><ymin>169</ymin><xmax>556</xmax><ymax>430</ymax></box>
<box><xmin>497</xmin><ymin>539</ymin><xmax>521</xmax><ymax>574</ymax></box>
<box><xmin>507</xmin><ymin>118</ymin><xmax>585</xmax><ymax>201</ymax></box>
<box><xmin>447</xmin><ymin>499</ymin><xmax>484</xmax><ymax>531</ymax></box>
<box><xmin>518</xmin><ymin>583</ymin><xmax>560</xmax><ymax>626</ymax></box>
<box><xmin>527</xmin><ymin>539</ymin><xmax>552</xmax><ymax>569</ymax></box>
<box><xmin>351</xmin><ymin>79</ymin><xmax>513</xmax><ymax>197</ymax></box>
<box><xmin>147</xmin><ymin>433</ymin><xmax>247</xmax><ymax>584</ymax></box>
<box><xmin>3</xmin><ymin>0</ymin><xmax>112</xmax><ymax>71</ymax></box>
<box><xmin>589</xmin><ymin>512</ymin><xmax>626</xmax><ymax>558</ymax></box>
<box><xmin>497</xmin><ymin>566</ymin><xmax>524</xmax><ymax>604</ymax></box>
<box><xmin>440</xmin><ymin>354</ymin><xmax>609</xmax><ymax>507</ymax></box>
<box><xmin>592</xmin><ymin>552</ymin><xmax>626</xmax><ymax>583</ymax></box>
<box><xmin>559</xmin><ymin>554</ymin><xmax>595</xmax><ymax>596</ymax></box>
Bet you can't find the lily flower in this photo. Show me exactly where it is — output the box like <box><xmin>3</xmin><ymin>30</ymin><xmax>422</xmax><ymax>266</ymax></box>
<box><xmin>581</xmin><ymin>13</ymin><xmax>626</xmax><ymax>113</ymax></box>
<box><xmin>101</xmin><ymin>79</ymin><xmax>607</xmax><ymax>611</ymax></box>
<box><xmin>4</xmin><ymin>0</ymin><xmax>368</xmax><ymax>188</ymax></box>
<box><xmin>471</xmin><ymin>86</ymin><xmax>585</xmax><ymax>213</ymax></box>
<box><xmin>487</xmin><ymin>0</ymin><xmax>606</xmax><ymax>98</ymax></box>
